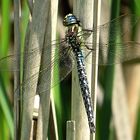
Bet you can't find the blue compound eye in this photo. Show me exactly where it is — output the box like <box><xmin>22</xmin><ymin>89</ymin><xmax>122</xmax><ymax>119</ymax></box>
<box><xmin>63</xmin><ymin>13</ymin><xmax>80</xmax><ymax>26</ymax></box>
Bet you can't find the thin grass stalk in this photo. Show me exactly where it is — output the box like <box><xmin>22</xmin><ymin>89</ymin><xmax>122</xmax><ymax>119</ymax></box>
<box><xmin>90</xmin><ymin>0</ymin><xmax>101</xmax><ymax>139</ymax></box>
<box><xmin>20</xmin><ymin>0</ymin><xmax>50</xmax><ymax>139</ymax></box>
<box><xmin>13</xmin><ymin>0</ymin><xmax>21</xmax><ymax>139</ymax></box>
<box><xmin>50</xmin><ymin>95</ymin><xmax>59</xmax><ymax>140</ymax></box>
<box><xmin>50</xmin><ymin>48</ymin><xmax>62</xmax><ymax>139</ymax></box>
<box><xmin>72</xmin><ymin>0</ymin><xmax>94</xmax><ymax>139</ymax></box>
<box><xmin>36</xmin><ymin>5</ymin><xmax>51</xmax><ymax>140</ymax></box>
<box><xmin>49</xmin><ymin>2</ymin><xmax>59</xmax><ymax>139</ymax></box>
<box><xmin>27</xmin><ymin>0</ymin><xmax>33</xmax><ymax>15</ymax></box>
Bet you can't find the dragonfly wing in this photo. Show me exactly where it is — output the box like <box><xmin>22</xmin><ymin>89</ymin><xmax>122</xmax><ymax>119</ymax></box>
<box><xmin>82</xmin><ymin>42</ymin><xmax>140</xmax><ymax>65</ymax></box>
<box><xmin>0</xmin><ymin>39</ymin><xmax>66</xmax><ymax>71</ymax></box>
<box><xmin>15</xmin><ymin>42</ymin><xmax>74</xmax><ymax>102</ymax></box>
<box><xmin>79</xmin><ymin>14</ymin><xmax>140</xmax><ymax>65</ymax></box>
<box><xmin>80</xmin><ymin>14</ymin><xmax>140</xmax><ymax>44</ymax></box>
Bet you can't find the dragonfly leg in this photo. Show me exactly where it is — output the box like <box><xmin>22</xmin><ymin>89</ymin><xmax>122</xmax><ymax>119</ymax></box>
<box><xmin>85</xmin><ymin>45</ymin><xmax>94</xmax><ymax>50</ymax></box>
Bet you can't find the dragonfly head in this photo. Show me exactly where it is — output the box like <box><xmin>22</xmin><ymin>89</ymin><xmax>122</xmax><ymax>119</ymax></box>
<box><xmin>63</xmin><ymin>13</ymin><xmax>80</xmax><ymax>26</ymax></box>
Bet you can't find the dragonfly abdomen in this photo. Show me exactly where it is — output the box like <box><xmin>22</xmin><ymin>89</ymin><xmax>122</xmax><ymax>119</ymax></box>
<box><xmin>72</xmin><ymin>47</ymin><xmax>95</xmax><ymax>133</ymax></box>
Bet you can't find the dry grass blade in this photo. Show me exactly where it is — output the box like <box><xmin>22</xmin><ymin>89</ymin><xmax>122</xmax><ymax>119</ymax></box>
<box><xmin>13</xmin><ymin>0</ymin><xmax>21</xmax><ymax>139</ymax></box>
<box><xmin>20</xmin><ymin>0</ymin><xmax>51</xmax><ymax>139</ymax></box>
<box><xmin>36</xmin><ymin>0</ymin><xmax>58</xmax><ymax>139</ymax></box>
<box><xmin>90</xmin><ymin>0</ymin><xmax>101</xmax><ymax>139</ymax></box>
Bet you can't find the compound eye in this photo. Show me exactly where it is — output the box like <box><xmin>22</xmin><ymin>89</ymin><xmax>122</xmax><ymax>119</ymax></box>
<box><xmin>63</xmin><ymin>13</ymin><xmax>80</xmax><ymax>26</ymax></box>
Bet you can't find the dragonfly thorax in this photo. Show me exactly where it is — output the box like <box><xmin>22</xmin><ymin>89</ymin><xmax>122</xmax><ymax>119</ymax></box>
<box><xmin>66</xmin><ymin>33</ymin><xmax>81</xmax><ymax>50</ymax></box>
<box><xmin>65</xmin><ymin>23</ymin><xmax>82</xmax><ymax>50</ymax></box>
<box><xmin>64</xmin><ymin>14</ymin><xmax>82</xmax><ymax>50</ymax></box>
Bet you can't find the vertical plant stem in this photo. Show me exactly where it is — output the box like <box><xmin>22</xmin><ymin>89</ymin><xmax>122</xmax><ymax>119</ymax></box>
<box><xmin>13</xmin><ymin>0</ymin><xmax>21</xmax><ymax>139</ymax></box>
<box><xmin>36</xmin><ymin>0</ymin><xmax>58</xmax><ymax>139</ymax></box>
<box><xmin>21</xmin><ymin>0</ymin><xmax>51</xmax><ymax>139</ymax></box>
<box><xmin>90</xmin><ymin>0</ymin><xmax>101</xmax><ymax>139</ymax></box>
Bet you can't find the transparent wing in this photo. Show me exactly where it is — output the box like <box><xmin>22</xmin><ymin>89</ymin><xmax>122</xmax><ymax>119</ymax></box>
<box><xmin>0</xmin><ymin>39</ymin><xmax>75</xmax><ymax>102</ymax></box>
<box><xmin>17</xmin><ymin>47</ymin><xmax>74</xmax><ymax>102</ymax></box>
<box><xmin>78</xmin><ymin>14</ymin><xmax>140</xmax><ymax>43</ymax></box>
<box><xmin>81</xmin><ymin>42</ymin><xmax>140</xmax><ymax>65</ymax></box>
<box><xmin>15</xmin><ymin>50</ymin><xmax>74</xmax><ymax>102</ymax></box>
<box><xmin>0</xmin><ymin>39</ymin><xmax>66</xmax><ymax>71</ymax></box>
<box><xmin>78</xmin><ymin>14</ymin><xmax>140</xmax><ymax>65</ymax></box>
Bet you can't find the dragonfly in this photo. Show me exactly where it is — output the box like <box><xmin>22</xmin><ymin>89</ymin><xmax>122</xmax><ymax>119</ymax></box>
<box><xmin>0</xmin><ymin>13</ymin><xmax>140</xmax><ymax>133</ymax></box>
